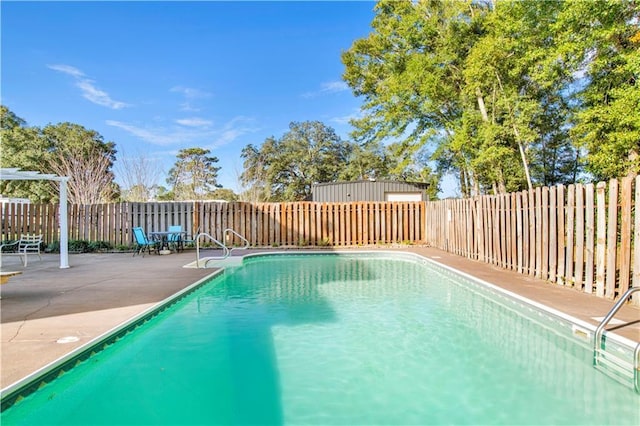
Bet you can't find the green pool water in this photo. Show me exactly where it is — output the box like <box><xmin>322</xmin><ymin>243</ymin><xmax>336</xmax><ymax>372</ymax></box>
<box><xmin>1</xmin><ymin>253</ymin><xmax>638</xmax><ymax>425</ymax></box>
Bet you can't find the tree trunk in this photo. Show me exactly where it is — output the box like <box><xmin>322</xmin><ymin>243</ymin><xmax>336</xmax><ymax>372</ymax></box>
<box><xmin>628</xmin><ymin>149</ymin><xmax>639</xmax><ymax>178</ymax></box>
<box><xmin>459</xmin><ymin>167</ymin><xmax>469</xmax><ymax>198</ymax></box>
<box><xmin>476</xmin><ymin>88</ymin><xmax>489</xmax><ymax>122</ymax></box>
<box><xmin>493</xmin><ymin>71</ymin><xmax>533</xmax><ymax>191</ymax></box>
<box><xmin>512</xmin><ymin>123</ymin><xmax>534</xmax><ymax>191</ymax></box>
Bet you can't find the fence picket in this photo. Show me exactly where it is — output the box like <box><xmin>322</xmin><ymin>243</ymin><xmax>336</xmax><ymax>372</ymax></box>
<box><xmin>618</xmin><ymin>177</ymin><xmax>633</xmax><ymax>298</ymax></box>
<box><xmin>575</xmin><ymin>184</ymin><xmax>585</xmax><ymax>291</ymax></box>
<box><xmin>565</xmin><ymin>185</ymin><xmax>576</xmax><ymax>288</ymax></box>
<box><xmin>584</xmin><ymin>184</ymin><xmax>595</xmax><ymax>295</ymax></box>
<box><xmin>596</xmin><ymin>182</ymin><xmax>607</xmax><ymax>297</ymax></box>
<box><xmin>557</xmin><ymin>185</ymin><xmax>566</xmax><ymax>285</ymax></box>
<box><xmin>605</xmin><ymin>179</ymin><xmax>619</xmax><ymax>299</ymax></box>
<box><xmin>528</xmin><ymin>190</ymin><xmax>536</xmax><ymax>276</ymax></box>
<box><xmin>549</xmin><ymin>187</ymin><xmax>557</xmax><ymax>282</ymax></box>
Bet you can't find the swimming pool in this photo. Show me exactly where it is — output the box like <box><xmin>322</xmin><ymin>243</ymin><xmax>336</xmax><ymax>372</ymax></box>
<box><xmin>1</xmin><ymin>252</ymin><xmax>638</xmax><ymax>424</ymax></box>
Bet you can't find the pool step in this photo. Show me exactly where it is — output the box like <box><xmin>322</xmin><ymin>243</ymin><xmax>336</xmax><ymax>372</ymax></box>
<box><xmin>592</xmin><ymin>286</ymin><xmax>640</xmax><ymax>394</ymax></box>
<box><xmin>182</xmin><ymin>256</ymin><xmax>244</xmax><ymax>269</ymax></box>
<box><xmin>594</xmin><ymin>348</ymin><xmax>637</xmax><ymax>390</ymax></box>
<box><xmin>199</xmin><ymin>256</ymin><xmax>244</xmax><ymax>268</ymax></box>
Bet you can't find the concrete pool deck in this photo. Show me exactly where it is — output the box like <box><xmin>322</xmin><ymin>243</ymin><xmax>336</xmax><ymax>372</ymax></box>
<box><xmin>1</xmin><ymin>246</ymin><xmax>639</xmax><ymax>390</ymax></box>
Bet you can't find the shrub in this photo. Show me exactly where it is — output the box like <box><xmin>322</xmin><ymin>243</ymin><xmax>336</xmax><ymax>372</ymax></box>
<box><xmin>46</xmin><ymin>239</ymin><xmax>113</xmax><ymax>253</ymax></box>
<box><xmin>88</xmin><ymin>241</ymin><xmax>113</xmax><ymax>252</ymax></box>
<box><xmin>46</xmin><ymin>241</ymin><xmax>60</xmax><ymax>253</ymax></box>
<box><xmin>68</xmin><ymin>240</ymin><xmax>91</xmax><ymax>252</ymax></box>
<box><xmin>317</xmin><ymin>237</ymin><xmax>332</xmax><ymax>247</ymax></box>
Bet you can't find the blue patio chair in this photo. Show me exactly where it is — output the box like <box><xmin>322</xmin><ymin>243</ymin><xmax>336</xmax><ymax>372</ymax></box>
<box><xmin>132</xmin><ymin>227</ymin><xmax>159</xmax><ymax>257</ymax></box>
<box><xmin>181</xmin><ymin>226</ymin><xmax>200</xmax><ymax>248</ymax></box>
<box><xmin>167</xmin><ymin>225</ymin><xmax>183</xmax><ymax>252</ymax></box>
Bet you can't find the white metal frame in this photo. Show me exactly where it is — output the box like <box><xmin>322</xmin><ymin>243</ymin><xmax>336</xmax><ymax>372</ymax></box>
<box><xmin>0</xmin><ymin>168</ymin><xmax>70</xmax><ymax>269</ymax></box>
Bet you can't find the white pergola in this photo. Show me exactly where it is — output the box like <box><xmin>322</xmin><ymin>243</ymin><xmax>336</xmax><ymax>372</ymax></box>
<box><xmin>0</xmin><ymin>168</ymin><xmax>70</xmax><ymax>269</ymax></box>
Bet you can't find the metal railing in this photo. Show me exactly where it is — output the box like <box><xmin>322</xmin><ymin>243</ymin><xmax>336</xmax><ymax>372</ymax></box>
<box><xmin>195</xmin><ymin>232</ymin><xmax>229</xmax><ymax>268</ymax></box>
<box><xmin>593</xmin><ymin>287</ymin><xmax>640</xmax><ymax>393</ymax></box>
<box><xmin>223</xmin><ymin>228</ymin><xmax>249</xmax><ymax>252</ymax></box>
<box><xmin>194</xmin><ymin>229</ymin><xmax>248</xmax><ymax>268</ymax></box>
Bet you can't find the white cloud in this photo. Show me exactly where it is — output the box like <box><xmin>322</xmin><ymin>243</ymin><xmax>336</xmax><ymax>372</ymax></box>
<box><xmin>106</xmin><ymin>120</ymin><xmax>178</xmax><ymax>145</ymax></box>
<box><xmin>48</xmin><ymin>63</ymin><xmax>129</xmax><ymax>109</ymax></box>
<box><xmin>170</xmin><ymin>86</ymin><xmax>212</xmax><ymax>99</ymax></box>
<box><xmin>175</xmin><ymin>117</ymin><xmax>213</xmax><ymax>127</ymax></box>
<box><xmin>302</xmin><ymin>80</ymin><xmax>350</xmax><ymax>98</ymax></box>
<box><xmin>47</xmin><ymin>64</ymin><xmax>85</xmax><ymax>78</ymax></box>
<box><xmin>76</xmin><ymin>80</ymin><xmax>128</xmax><ymax>110</ymax></box>
<box><xmin>330</xmin><ymin>108</ymin><xmax>363</xmax><ymax>125</ymax></box>
<box><xmin>171</xmin><ymin>86</ymin><xmax>212</xmax><ymax>111</ymax></box>
<box><xmin>107</xmin><ymin>116</ymin><xmax>257</xmax><ymax>148</ymax></box>
<box><xmin>217</xmin><ymin>116</ymin><xmax>257</xmax><ymax>145</ymax></box>
<box><xmin>321</xmin><ymin>81</ymin><xmax>349</xmax><ymax>93</ymax></box>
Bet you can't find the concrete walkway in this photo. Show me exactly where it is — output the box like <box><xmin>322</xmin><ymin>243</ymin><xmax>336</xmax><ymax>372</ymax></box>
<box><xmin>1</xmin><ymin>247</ymin><xmax>638</xmax><ymax>390</ymax></box>
<box><xmin>1</xmin><ymin>251</ymin><xmax>213</xmax><ymax>389</ymax></box>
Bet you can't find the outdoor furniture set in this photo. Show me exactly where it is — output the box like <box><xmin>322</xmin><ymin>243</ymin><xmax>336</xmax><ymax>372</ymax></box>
<box><xmin>133</xmin><ymin>226</ymin><xmax>195</xmax><ymax>257</ymax></box>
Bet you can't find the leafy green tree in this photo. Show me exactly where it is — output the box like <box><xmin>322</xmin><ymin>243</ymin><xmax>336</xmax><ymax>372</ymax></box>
<box><xmin>557</xmin><ymin>0</ymin><xmax>640</xmax><ymax>180</ymax></box>
<box><xmin>241</xmin><ymin>121</ymin><xmax>350</xmax><ymax>201</ymax></box>
<box><xmin>210</xmin><ymin>188</ymin><xmax>238</xmax><ymax>202</ymax></box>
<box><xmin>239</xmin><ymin>140</ymin><xmax>274</xmax><ymax>201</ymax></box>
<box><xmin>338</xmin><ymin>141</ymin><xmax>390</xmax><ymax>181</ymax></box>
<box><xmin>1</xmin><ymin>105</ymin><xmax>26</xmax><ymax>130</ymax></box>
<box><xmin>41</xmin><ymin>122</ymin><xmax>119</xmax><ymax>204</ymax></box>
<box><xmin>0</xmin><ymin>106</ymin><xmax>54</xmax><ymax>201</ymax></box>
<box><xmin>155</xmin><ymin>185</ymin><xmax>174</xmax><ymax>201</ymax></box>
<box><xmin>1</xmin><ymin>107</ymin><xmax>119</xmax><ymax>203</ymax></box>
<box><xmin>342</xmin><ymin>0</ymin><xmax>481</xmax><ymax>194</ymax></box>
<box><xmin>166</xmin><ymin>148</ymin><xmax>221</xmax><ymax>200</ymax></box>
<box><xmin>462</xmin><ymin>0</ymin><xmax>583</xmax><ymax>192</ymax></box>
<box><xmin>343</xmin><ymin>0</ymin><xmax>625</xmax><ymax>195</ymax></box>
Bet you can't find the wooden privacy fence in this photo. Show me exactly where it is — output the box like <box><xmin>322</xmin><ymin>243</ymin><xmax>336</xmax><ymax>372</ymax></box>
<box><xmin>425</xmin><ymin>176</ymin><xmax>640</xmax><ymax>304</ymax></box>
<box><xmin>195</xmin><ymin>202</ymin><xmax>424</xmax><ymax>246</ymax></box>
<box><xmin>0</xmin><ymin>201</ymin><xmax>426</xmax><ymax>248</ymax></box>
<box><xmin>3</xmin><ymin>177</ymin><xmax>639</xmax><ymax>304</ymax></box>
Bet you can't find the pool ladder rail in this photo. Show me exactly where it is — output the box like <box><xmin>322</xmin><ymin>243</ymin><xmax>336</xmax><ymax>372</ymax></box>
<box><xmin>592</xmin><ymin>286</ymin><xmax>640</xmax><ymax>393</ymax></box>
<box><xmin>194</xmin><ymin>228</ymin><xmax>249</xmax><ymax>268</ymax></box>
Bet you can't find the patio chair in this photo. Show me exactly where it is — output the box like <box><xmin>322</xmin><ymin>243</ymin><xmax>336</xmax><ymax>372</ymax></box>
<box><xmin>0</xmin><ymin>234</ymin><xmax>43</xmax><ymax>267</ymax></box>
<box><xmin>132</xmin><ymin>227</ymin><xmax>159</xmax><ymax>257</ymax></box>
<box><xmin>181</xmin><ymin>226</ymin><xmax>200</xmax><ymax>248</ymax></box>
<box><xmin>167</xmin><ymin>225</ymin><xmax>184</xmax><ymax>252</ymax></box>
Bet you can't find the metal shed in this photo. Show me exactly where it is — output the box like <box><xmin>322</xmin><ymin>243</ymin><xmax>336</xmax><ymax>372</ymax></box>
<box><xmin>311</xmin><ymin>180</ymin><xmax>430</xmax><ymax>202</ymax></box>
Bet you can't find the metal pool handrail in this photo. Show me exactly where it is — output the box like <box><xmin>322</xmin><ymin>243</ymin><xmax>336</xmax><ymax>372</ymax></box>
<box><xmin>194</xmin><ymin>229</ymin><xmax>249</xmax><ymax>268</ymax></box>
<box><xmin>223</xmin><ymin>228</ymin><xmax>250</xmax><ymax>252</ymax></box>
<box><xmin>195</xmin><ymin>232</ymin><xmax>229</xmax><ymax>267</ymax></box>
<box><xmin>593</xmin><ymin>286</ymin><xmax>640</xmax><ymax>393</ymax></box>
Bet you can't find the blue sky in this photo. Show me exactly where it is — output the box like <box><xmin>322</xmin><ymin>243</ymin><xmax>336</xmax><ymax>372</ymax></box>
<box><xmin>2</xmin><ymin>1</ymin><xmax>380</xmax><ymax>192</ymax></box>
<box><xmin>3</xmin><ymin>1</ymin><xmax>458</xmax><ymax>197</ymax></box>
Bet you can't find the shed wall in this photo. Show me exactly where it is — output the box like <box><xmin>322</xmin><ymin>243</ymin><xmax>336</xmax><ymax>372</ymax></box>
<box><xmin>311</xmin><ymin>181</ymin><xmax>428</xmax><ymax>202</ymax></box>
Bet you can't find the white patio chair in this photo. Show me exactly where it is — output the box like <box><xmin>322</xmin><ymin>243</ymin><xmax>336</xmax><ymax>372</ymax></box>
<box><xmin>0</xmin><ymin>234</ymin><xmax>43</xmax><ymax>267</ymax></box>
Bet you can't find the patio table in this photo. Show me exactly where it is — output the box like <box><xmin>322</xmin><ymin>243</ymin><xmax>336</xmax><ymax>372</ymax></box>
<box><xmin>148</xmin><ymin>231</ymin><xmax>186</xmax><ymax>252</ymax></box>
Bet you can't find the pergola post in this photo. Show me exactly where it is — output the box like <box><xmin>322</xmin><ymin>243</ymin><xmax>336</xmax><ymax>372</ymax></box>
<box><xmin>59</xmin><ymin>178</ymin><xmax>69</xmax><ymax>269</ymax></box>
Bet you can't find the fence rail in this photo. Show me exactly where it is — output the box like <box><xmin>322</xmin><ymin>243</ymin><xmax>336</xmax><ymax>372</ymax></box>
<box><xmin>2</xmin><ymin>176</ymin><xmax>638</xmax><ymax>305</ymax></box>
